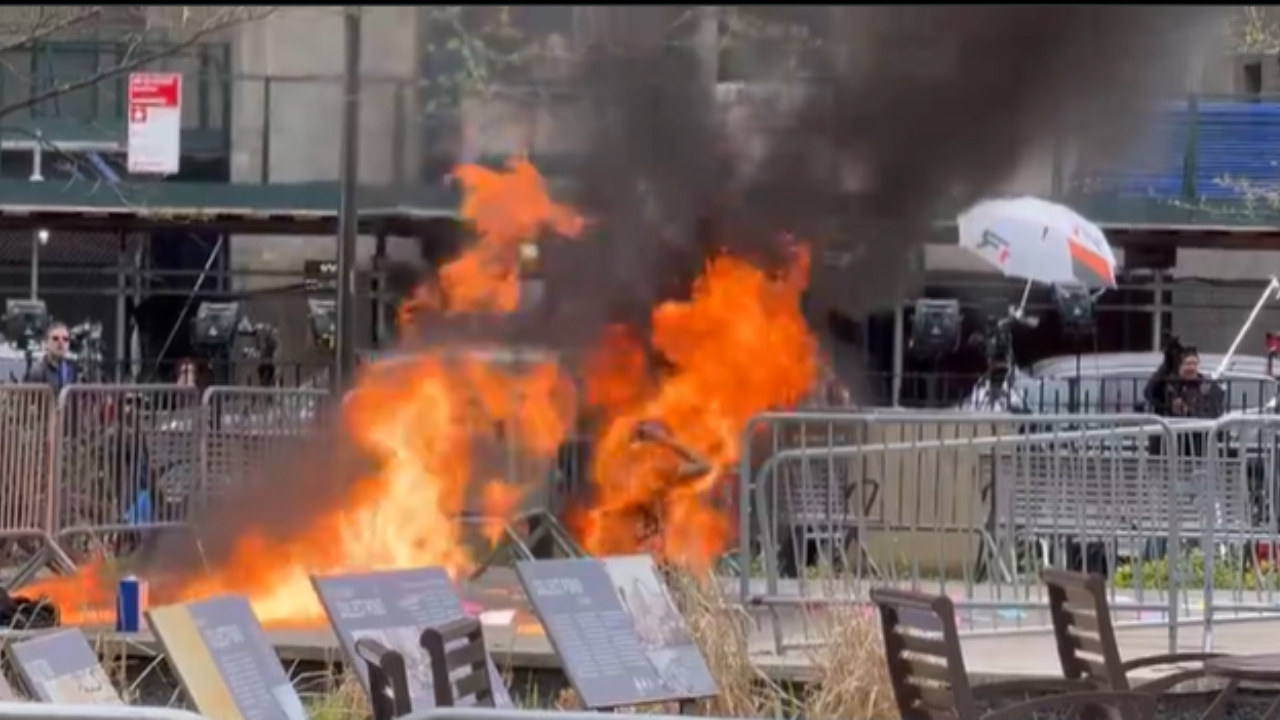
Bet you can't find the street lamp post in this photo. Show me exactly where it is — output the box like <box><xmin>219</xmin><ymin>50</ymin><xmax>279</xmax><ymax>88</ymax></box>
<box><xmin>334</xmin><ymin>5</ymin><xmax>363</xmax><ymax>394</ymax></box>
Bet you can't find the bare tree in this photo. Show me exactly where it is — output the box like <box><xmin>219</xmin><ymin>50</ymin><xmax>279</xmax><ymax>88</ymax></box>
<box><xmin>416</xmin><ymin>6</ymin><xmax>815</xmax><ymax>167</ymax></box>
<box><xmin>1228</xmin><ymin>7</ymin><xmax>1280</xmax><ymax>54</ymax></box>
<box><xmin>0</xmin><ymin>6</ymin><xmax>277</xmax><ymax>121</ymax></box>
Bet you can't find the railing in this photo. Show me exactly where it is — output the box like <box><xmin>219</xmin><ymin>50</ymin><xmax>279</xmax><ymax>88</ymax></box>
<box><xmin>0</xmin><ymin>706</ymin><xmax>695</xmax><ymax>720</ymax></box>
<box><xmin>0</xmin><ymin>383</ymin><xmax>334</xmax><ymax>586</ymax></box>
<box><xmin>859</xmin><ymin>372</ymin><xmax>1279</xmax><ymax>413</ymax></box>
<box><xmin>1069</xmin><ymin>93</ymin><xmax>1280</xmax><ymax>207</ymax></box>
<box><xmin>0</xmin><ymin>704</ymin><xmax>209</xmax><ymax>720</ymax></box>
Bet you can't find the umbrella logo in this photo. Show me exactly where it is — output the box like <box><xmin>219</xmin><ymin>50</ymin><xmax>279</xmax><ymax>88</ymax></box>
<box><xmin>976</xmin><ymin>230</ymin><xmax>1011</xmax><ymax>266</ymax></box>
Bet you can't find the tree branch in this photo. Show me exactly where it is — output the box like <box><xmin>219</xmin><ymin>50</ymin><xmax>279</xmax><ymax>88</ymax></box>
<box><xmin>0</xmin><ymin>6</ymin><xmax>278</xmax><ymax>122</ymax></box>
<box><xmin>0</xmin><ymin>7</ymin><xmax>106</xmax><ymax>57</ymax></box>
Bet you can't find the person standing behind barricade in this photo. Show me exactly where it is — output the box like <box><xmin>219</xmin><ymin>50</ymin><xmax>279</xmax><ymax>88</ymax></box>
<box><xmin>1164</xmin><ymin>346</ymin><xmax>1225</xmax><ymax>456</ymax></box>
<box><xmin>1143</xmin><ymin>346</ymin><xmax>1224</xmax><ymax>562</ymax></box>
<box><xmin>24</xmin><ymin>323</ymin><xmax>77</xmax><ymax>395</ymax></box>
<box><xmin>122</xmin><ymin>360</ymin><xmax>200</xmax><ymax>558</ymax></box>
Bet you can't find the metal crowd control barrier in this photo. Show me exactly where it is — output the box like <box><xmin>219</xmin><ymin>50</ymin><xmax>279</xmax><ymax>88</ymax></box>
<box><xmin>1202</xmin><ymin>412</ymin><xmax>1280</xmax><ymax>651</ymax></box>
<box><xmin>403</xmin><ymin>709</ymin><xmax>696</xmax><ymax>720</ymax></box>
<box><xmin>200</xmin><ymin>386</ymin><xmax>330</xmax><ymax>503</ymax></box>
<box><xmin>52</xmin><ymin>385</ymin><xmax>203</xmax><ymax>554</ymax></box>
<box><xmin>0</xmin><ymin>385</ymin><xmax>332</xmax><ymax>588</ymax></box>
<box><xmin>0</xmin><ymin>385</ymin><xmax>74</xmax><ymax>587</ymax></box>
<box><xmin>0</xmin><ymin>705</ymin><xmax>210</xmax><ymax>720</ymax></box>
<box><xmin>736</xmin><ymin>411</ymin><xmax>1212</xmax><ymax>654</ymax></box>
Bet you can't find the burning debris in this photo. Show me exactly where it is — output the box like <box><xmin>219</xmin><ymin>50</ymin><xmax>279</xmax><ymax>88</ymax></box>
<box><xmin>29</xmin><ymin>156</ymin><xmax>818</xmax><ymax>626</ymax></box>
<box><xmin>22</xmin><ymin>6</ymin><xmax>1221</xmax><ymax>627</ymax></box>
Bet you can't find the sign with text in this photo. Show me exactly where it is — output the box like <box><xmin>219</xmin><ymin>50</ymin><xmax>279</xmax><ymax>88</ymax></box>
<box><xmin>303</xmin><ymin>260</ymin><xmax>338</xmax><ymax>293</ymax></box>
<box><xmin>312</xmin><ymin>568</ymin><xmax>512</xmax><ymax>710</ymax></box>
<box><xmin>148</xmin><ymin>595</ymin><xmax>307</xmax><ymax>720</ymax></box>
<box><xmin>9</xmin><ymin>629</ymin><xmax>122</xmax><ymax>705</ymax></box>
<box><xmin>516</xmin><ymin>555</ymin><xmax>717</xmax><ymax>709</ymax></box>
<box><xmin>127</xmin><ymin>72</ymin><xmax>182</xmax><ymax>175</ymax></box>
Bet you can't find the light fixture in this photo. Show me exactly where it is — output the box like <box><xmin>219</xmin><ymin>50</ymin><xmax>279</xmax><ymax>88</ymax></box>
<box><xmin>190</xmin><ymin>302</ymin><xmax>245</xmax><ymax>349</ymax></box>
<box><xmin>1053</xmin><ymin>283</ymin><xmax>1096</xmax><ymax>337</ymax></box>
<box><xmin>3</xmin><ymin>299</ymin><xmax>49</xmax><ymax>346</ymax></box>
<box><xmin>307</xmin><ymin>299</ymin><xmax>336</xmax><ymax>350</ymax></box>
<box><xmin>36</xmin><ymin>229</ymin><xmax>49</xmax><ymax>245</ymax></box>
<box><xmin>909</xmin><ymin>299</ymin><xmax>961</xmax><ymax>359</ymax></box>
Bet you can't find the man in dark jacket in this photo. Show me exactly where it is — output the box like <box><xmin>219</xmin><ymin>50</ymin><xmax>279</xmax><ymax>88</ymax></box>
<box><xmin>24</xmin><ymin>323</ymin><xmax>76</xmax><ymax>393</ymax></box>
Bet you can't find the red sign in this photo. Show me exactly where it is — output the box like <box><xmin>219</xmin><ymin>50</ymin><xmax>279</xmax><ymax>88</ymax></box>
<box><xmin>128</xmin><ymin>73</ymin><xmax>181</xmax><ymax>108</ymax></box>
<box><xmin>127</xmin><ymin>72</ymin><xmax>183</xmax><ymax>174</ymax></box>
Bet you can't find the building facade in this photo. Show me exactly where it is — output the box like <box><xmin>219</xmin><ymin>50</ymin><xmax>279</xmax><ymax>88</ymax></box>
<box><xmin>1</xmin><ymin>7</ymin><xmax>1279</xmax><ymax>385</ymax></box>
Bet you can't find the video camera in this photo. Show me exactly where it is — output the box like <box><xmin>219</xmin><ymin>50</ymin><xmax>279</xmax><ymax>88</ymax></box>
<box><xmin>968</xmin><ymin>299</ymin><xmax>1039</xmax><ymax>370</ymax></box>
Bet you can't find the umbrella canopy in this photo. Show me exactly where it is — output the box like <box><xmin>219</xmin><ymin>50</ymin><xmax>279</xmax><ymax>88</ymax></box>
<box><xmin>957</xmin><ymin>197</ymin><xmax>1118</xmax><ymax>289</ymax></box>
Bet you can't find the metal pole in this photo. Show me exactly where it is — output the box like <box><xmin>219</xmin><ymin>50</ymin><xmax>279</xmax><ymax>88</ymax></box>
<box><xmin>334</xmin><ymin>5</ymin><xmax>362</xmax><ymax>395</ymax></box>
<box><xmin>1151</xmin><ymin>271</ymin><xmax>1164</xmax><ymax>351</ymax></box>
<box><xmin>891</xmin><ymin>303</ymin><xmax>905</xmax><ymax>406</ymax></box>
<box><xmin>29</xmin><ymin>230</ymin><xmax>39</xmax><ymax>299</ymax></box>
<box><xmin>1213</xmin><ymin>276</ymin><xmax>1280</xmax><ymax>380</ymax></box>
<box><xmin>115</xmin><ymin>232</ymin><xmax>127</xmax><ymax>382</ymax></box>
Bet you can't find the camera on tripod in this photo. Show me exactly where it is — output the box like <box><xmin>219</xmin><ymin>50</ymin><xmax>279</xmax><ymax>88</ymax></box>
<box><xmin>968</xmin><ymin>299</ymin><xmax>1039</xmax><ymax>369</ymax></box>
<box><xmin>67</xmin><ymin>320</ymin><xmax>103</xmax><ymax>381</ymax></box>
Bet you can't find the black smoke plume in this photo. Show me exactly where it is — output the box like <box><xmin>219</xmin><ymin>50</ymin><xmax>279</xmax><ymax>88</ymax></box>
<box><xmin>127</xmin><ymin>6</ymin><xmax>1220</xmax><ymax>583</ymax></box>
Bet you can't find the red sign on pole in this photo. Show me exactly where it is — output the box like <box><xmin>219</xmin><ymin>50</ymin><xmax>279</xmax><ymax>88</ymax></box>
<box><xmin>128</xmin><ymin>73</ymin><xmax>181</xmax><ymax>107</ymax></box>
<box><xmin>127</xmin><ymin>73</ymin><xmax>183</xmax><ymax>174</ymax></box>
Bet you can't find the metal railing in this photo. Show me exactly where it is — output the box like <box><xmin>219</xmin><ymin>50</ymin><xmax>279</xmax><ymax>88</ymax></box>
<box><xmin>17</xmin><ymin>380</ymin><xmax>1280</xmax><ymax>657</ymax></box>
<box><xmin>0</xmin><ymin>704</ymin><xmax>208</xmax><ymax>720</ymax></box>
<box><xmin>0</xmin><ymin>706</ymin><xmax>700</xmax><ymax>720</ymax></box>
<box><xmin>0</xmin><ymin>383</ymin><xmax>331</xmax><ymax>586</ymax></box>
<box><xmin>860</xmin><ymin>373</ymin><xmax>1278</xmax><ymax>414</ymax></box>
<box><xmin>732</xmin><ymin>408</ymin><xmax>1280</xmax><ymax>656</ymax></box>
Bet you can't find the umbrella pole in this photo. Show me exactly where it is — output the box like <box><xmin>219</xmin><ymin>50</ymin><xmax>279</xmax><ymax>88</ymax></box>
<box><xmin>1015</xmin><ymin>279</ymin><xmax>1034</xmax><ymax>318</ymax></box>
<box><xmin>1213</xmin><ymin>276</ymin><xmax>1280</xmax><ymax>381</ymax></box>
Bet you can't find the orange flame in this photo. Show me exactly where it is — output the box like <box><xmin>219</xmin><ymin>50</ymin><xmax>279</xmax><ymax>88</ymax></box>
<box><xmin>400</xmin><ymin>156</ymin><xmax>584</xmax><ymax>324</ymax></box>
<box><xmin>25</xmin><ymin>158</ymin><xmax>820</xmax><ymax>627</ymax></box>
<box><xmin>581</xmin><ymin>247</ymin><xmax>818</xmax><ymax>569</ymax></box>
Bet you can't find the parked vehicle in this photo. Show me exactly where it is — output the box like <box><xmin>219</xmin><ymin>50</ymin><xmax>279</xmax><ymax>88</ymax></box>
<box><xmin>961</xmin><ymin>352</ymin><xmax>1279</xmax><ymax>415</ymax></box>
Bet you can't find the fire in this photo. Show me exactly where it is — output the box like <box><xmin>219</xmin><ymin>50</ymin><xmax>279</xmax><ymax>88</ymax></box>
<box><xmin>24</xmin><ymin>157</ymin><xmax>820</xmax><ymax>627</ymax></box>
<box><xmin>400</xmin><ymin>156</ymin><xmax>584</xmax><ymax>323</ymax></box>
<box><xmin>29</xmin><ymin>157</ymin><xmax>579</xmax><ymax>626</ymax></box>
<box><xmin>580</xmin><ymin>248</ymin><xmax>818</xmax><ymax>568</ymax></box>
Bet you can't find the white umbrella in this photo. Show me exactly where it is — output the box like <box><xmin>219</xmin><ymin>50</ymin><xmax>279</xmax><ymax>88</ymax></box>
<box><xmin>957</xmin><ymin>197</ymin><xmax>1118</xmax><ymax>289</ymax></box>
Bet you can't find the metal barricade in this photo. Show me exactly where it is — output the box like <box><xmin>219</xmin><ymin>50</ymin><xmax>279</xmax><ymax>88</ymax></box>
<box><xmin>0</xmin><ymin>384</ymin><xmax>74</xmax><ymax>587</ymax></box>
<box><xmin>0</xmin><ymin>703</ymin><xmax>210</xmax><ymax>720</ymax></box>
<box><xmin>199</xmin><ymin>386</ymin><xmax>330</xmax><ymax>501</ymax></box>
<box><xmin>52</xmin><ymin>385</ymin><xmax>203</xmax><ymax>553</ymax></box>
<box><xmin>1202</xmin><ymin>413</ymin><xmax>1280</xmax><ymax>651</ymax></box>
<box><xmin>738</xmin><ymin>411</ymin><xmax>1191</xmax><ymax>653</ymax></box>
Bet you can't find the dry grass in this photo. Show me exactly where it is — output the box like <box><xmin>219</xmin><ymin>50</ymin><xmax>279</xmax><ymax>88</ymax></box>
<box><xmin>551</xmin><ymin>570</ymin><xmax>897</xmax><ymax>718</ymax></box>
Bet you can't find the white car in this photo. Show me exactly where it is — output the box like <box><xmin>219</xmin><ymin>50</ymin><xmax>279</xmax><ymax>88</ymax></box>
<box><xmin>962</xmin><ymin>352</ymin><xmax>1279</xmax><ymax>415</ymax></box>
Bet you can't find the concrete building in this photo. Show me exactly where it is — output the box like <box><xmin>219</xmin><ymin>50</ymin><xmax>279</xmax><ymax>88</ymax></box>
<box><xmin>1</xmin><ymin>6</ymin><xmax>1278</xmax><ymax>382</ymax></box>
<box><xmin>225</xmin><ymin>9</ymin><xmax>1280</xmax><ymax>357</ymax></box>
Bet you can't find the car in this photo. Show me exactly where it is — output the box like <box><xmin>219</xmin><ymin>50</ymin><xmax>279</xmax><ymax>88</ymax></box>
<box><xmin>961</xmin><ymin>352</ymin><xmax>1279</xmax><ymax>415</ymax></box>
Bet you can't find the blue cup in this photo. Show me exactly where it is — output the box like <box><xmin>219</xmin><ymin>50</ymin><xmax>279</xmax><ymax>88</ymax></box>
<box><xmin>115</xmin><ymin>576</ymin><xmax>148</xmax><ymax>632</ymax></box>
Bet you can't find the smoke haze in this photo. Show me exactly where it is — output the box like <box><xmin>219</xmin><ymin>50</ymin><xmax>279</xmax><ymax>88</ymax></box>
<box><xmin>133</xmin><ymin>6</ymin><xmax>1223</xmax><ymax>579</ymax></box>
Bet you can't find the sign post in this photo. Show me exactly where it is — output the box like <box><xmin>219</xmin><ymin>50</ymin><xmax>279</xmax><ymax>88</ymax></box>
<box><xmin>127</xmin><ymin>72</ymin><xmax>182</xmax><ymax>175</ymax></box>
